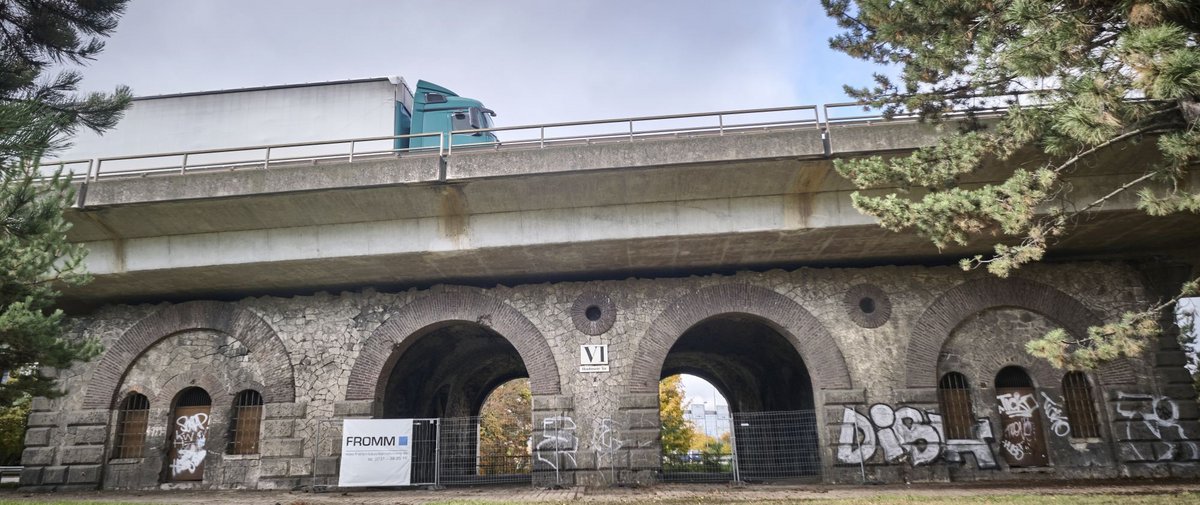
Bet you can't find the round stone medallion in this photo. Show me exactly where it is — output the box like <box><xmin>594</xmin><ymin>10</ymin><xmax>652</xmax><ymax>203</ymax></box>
<box><xmin>844</xmin><ymin>283</ymin><xmax>891</xmax><ymax>328</ymax></box>
<box><xmin>571</xmin><ymin>292</ymin><xmax>616</xmax><ymax>335</ymax></box>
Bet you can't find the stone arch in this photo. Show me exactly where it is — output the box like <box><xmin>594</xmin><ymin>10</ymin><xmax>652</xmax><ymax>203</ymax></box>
<box><xmin>81</xmin><ymin>301</ymin><xmax>296</xmax><ymax>410</ymax></box>
<box><xmin>345</xmin><ymin>290</ymin><xmax>562</xmax><ymax>401</ymax></box>
<box><xmin>905</xmin><ymin>277</ymin><xmax>1136</xmax><ymax>389</ymax></box>
<box><xmin>629</xmin><ymin>283</ymin><xmax>853</xmax><ymax>394</ymax></box>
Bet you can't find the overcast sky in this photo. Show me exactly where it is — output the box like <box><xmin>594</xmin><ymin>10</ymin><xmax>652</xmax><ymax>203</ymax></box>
<box><xmin>72</xmin><ymin>0</ymin><xmax>878</xmax><ymax>128</ymax></box>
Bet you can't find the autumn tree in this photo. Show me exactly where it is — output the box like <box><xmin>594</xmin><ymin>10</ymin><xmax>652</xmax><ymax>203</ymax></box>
<box><xmin>659</xmin><ymin>375</ymin><xmax>698</xmax><ymax>456</ymax></box>
<box><xmin>822</xmin><ymin>0</ymin><xmax>1200</xmax><ymax>368</ymax></box>
<box><xmin>478</xmin><ymin>378</ymin><xmax>532</xmax><ymax>473</ymax></box>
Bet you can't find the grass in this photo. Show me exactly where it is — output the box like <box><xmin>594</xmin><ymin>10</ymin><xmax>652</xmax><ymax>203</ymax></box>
<box><xmin>422</xmin><ymin>493</ymin><xmax>1200</xmax><ymax>505</ymax></box>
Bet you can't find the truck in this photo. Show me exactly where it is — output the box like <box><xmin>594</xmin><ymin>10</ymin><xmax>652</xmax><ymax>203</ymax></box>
<box><xmin>56</xmin><ymin>76</ymin><xmax>497</xmax><ymax>173</ymax></box>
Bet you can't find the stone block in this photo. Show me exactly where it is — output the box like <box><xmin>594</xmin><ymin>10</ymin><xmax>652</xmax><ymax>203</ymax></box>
<box><xmin>1118</xmin><ymin>442</ymin><xmax>1156</xmax><ymax>462</ymax></box>
<box><xmin>1157</xmin><ymin>368</ymin><xmax>1195</xmax><ymax>385</ymax></box>
<box><xmin>24</xmin><ymin>428</ymin><xmax>50</xmax><ymax>447</ymax></box>
<box><xmin>262</xmin><ymin>419</ymin><xmax>295</xmax><ymax>439</ymax></box>
<box><xmin>627</xmin><ymin>448</ymin><xmax>660</xmax><ymax>469</ymax></box>
<box><xmin>259</xmin><ymin>458</ymin><xmax>290</xmax><ymax>477</ymax></box>
<box><xmin>67</xmin><ymin>465</ymin><xmax>102</xmax><ymax>484</ymax></box>
<box><xmin>531</xmin><ymin>394</ymin><xmax>573</xmax><ymax>411</ymax></box>
<box><xmin>1156</xmin><ymin>351</ymin><xmax>1188</xmax><ymax>367</ymax></box>
<box><xmin>73</xmin><ymin>425</ymin><xmax>108</xmax><ymax>445</ymax></box>
<box><xmin>41</xmin><ymin>466</ymin><xmax>67</xmax><ymax>485</ymax></box>
<box><xmin>315</xmin><ymin>456</ymin><xmax>339</xmax><ymax>476</ymax></box>
<box><xmin>60</xmin><ymin>446</ymin><xmax>104</xmax><ymax>465</ymax></box>
<box><xmin>265</xmin><ymin>402</ymin><xmax>307</xmax><ymax>419</ymax></box>
<box><xmin>21</xmin><ymin>447</ymin><xmax>55</xmax><ymax>466</ymax></box>
<box><xmin>894</xmin><ymin>388</ymin><xmax>939</xmax><ymax>404</ymax></box>
<box><xmin>261</xmin><ymin>438</ymin><xmax>304</xmax><ymax>458</ymax></box>
<box><xmin>26</xmin><ymin>412</ymin><xmax>58</xmax><ymax>428</ymax></box>
<box><xmin>287</xmin><ymin>457</ymin><xmax>312</xmax><ymax>476</ymax></box>
<box><xmin>823</xmin><ymin>388</ymin><xmax>866</xmax><ymax>405</ymax></box>
<box><xmin>622</xmin><ymin>410</ymin><xmax>660</xmax><ymax>430</ymax></box>
<box><xmin>332</xmin><ymin>401</ymin><xmax>372</xmax><ymax>418</ymax></box>
<box><xmin>1163</xmin><ymin>384</ymin><xmax>1198</xmax><ymax>401</ymax></box>
<box><xmin>66</xmin><ymin>410</ymin><xmax>109</xmax><ymax>427</ymax></box>
<box><xmin>257</xmin><ymin>476</ymin><xmax>301</xmax><ymax>490</ymax></box>
<box><xmin>618</xmin><ymin>393</ymin><xmax>657</xmax><ymax>410</ymax></box>
<box><xmin>30</xmin><ymin>397</ymin><xmax>54</xmax><ymax>412</ymax></box>
<box><xmin>19</xmin><ymin>467</ymin><xmax>41</xmax><ymax>486</ymax></box>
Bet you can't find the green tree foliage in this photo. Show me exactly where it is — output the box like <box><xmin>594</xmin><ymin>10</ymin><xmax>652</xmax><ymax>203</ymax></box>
<box><xmin>659</xmin><ymin>375</ymin><xmax>698</xmax><ymax>455</ymax></box>
<box><xmin>0</xmin><ymin>396</ymin><xmax>30</xmax><ymax>465</ymax></box>
<box><xmin>0</xmin><ymin>0</ymin><xmax>131</xmax><ymax>403</ymax></box>
<box><xmin>478</xmin><ymin>378</ymin><xmax>532</xmax><ymax>474</ymax></box>
<box><xmin>823</xmin><ymin>0</ymin><xmax>1200</xmax><ymax>369</ymax></box>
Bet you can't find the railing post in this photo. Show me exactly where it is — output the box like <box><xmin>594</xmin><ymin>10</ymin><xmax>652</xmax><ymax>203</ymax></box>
<box><xmin>90</xmin><ymin>158</ymin><xmax>101</xmax><ymax>182</ymax></box>
<box><xmin>718</xmin><ymin>114</ymin><xmax>724</xmax><ymax>135</ymax></box>
<box><xmin>263</xmin><ymin>146</ymin><xmax>271</xmax><ymax>169</ymax></box>
<box><xmin>180</xmin><ymin>153</ymin><xmax>189</xmax><ymax>174</ymax></box>
<box><xmin>445</xmin><ymin>132</ymin><xmax>451</xmax><ymax>156</ymax></box>
<box><xmin>729</xmin><ymin>414</ymin><xmax>740</xmax><ymax>484</ymax></box>
<box><xmin>539</xmin><ymin>126</ymin><xmax>545</xmax><ymax>148</ymax></box>
<box><xmin>628</xmin><ymin>120</ymin><xmax>634</xmax><ymax>141</ymax></box>
<box><xmin>434</xmin><ymin>418</ymin><xmax>442</xmax><ymax>487</ymax></box>
<box><xmin>348</xmin><ymin>140</ymin><xmax>355</xmax><ymax>162</ymax></box>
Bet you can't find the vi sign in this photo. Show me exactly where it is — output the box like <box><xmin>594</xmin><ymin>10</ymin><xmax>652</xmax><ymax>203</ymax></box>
<box><xmin>580</xmin><ymin>344</ymin><xmax>610</xmax><ymax>373</ymax></box>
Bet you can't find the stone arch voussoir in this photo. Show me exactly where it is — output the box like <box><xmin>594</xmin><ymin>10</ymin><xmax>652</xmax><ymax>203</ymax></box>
<box><xmin>81</xmin><ymin>301</ymin><xmax>296</xmax><ymax>410</ymax></box>
<box><xmin>345</xmin><ymin>290</ymin><xmax>562</xmax><ymax>401</ymax></box>
<box><xmin>905</xmin><ymin>277</ymin><xmax>1136</xmax><ymax>389</ymax></box>
<box><xmin>629</xmin><ymin>283</ymin><xmax>853</xmax><ymax>395</ymax></box>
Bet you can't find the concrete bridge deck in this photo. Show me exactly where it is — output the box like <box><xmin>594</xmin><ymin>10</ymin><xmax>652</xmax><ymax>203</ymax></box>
<box><xmin>63</xmin><ymin>120</ymin><xmax>1200</xmax><ymax>307</ymax></box>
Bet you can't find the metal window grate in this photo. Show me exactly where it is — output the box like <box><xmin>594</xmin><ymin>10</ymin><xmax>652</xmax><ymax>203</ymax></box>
<box><xmin>227</xmin><ymin>390</ymin><xmax>263</xmax><ymax>455</ymax></box>
<box><xmin>114</xmin><ymin>393</ymin><xmax>150</xmax><ymax>459</ymax></box>
<box><xmin>1062</xmin><ymin>371</ymin><xmax>1101</xmax><ymax>439</ymax></box>
<box><xmin>938</xmin><ymin>372</ymin><xmax>974</xmax><ymax>440</ymax></box>
<box><xmin>176</xmin><ymin>387</ymin><xmax>211</xmax><ymax>407</ymax></box>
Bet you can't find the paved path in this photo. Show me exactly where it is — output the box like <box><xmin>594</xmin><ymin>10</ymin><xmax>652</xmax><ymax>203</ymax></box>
<box><xmin>4</xmin><ymin>481</ymin><xmax>1200</xmax><ymax>504</ymax></box>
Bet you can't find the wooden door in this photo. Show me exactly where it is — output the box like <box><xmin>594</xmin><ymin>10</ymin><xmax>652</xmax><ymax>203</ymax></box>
<box><xmin>995</xmin><ymin>387</ymin><xmax>1049</xmax><ymax>467</ymax></box>
<box><xmin>169</xmin><ymin>406</ymin><xmax>210</xmax><ymax>481</ymax></box>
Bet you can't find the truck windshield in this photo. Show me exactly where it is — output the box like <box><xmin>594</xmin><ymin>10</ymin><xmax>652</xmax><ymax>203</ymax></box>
<box><xmin>470</xmin><ymin>107</ymin><xmax>493</xmax><ymax>130</ymax></box>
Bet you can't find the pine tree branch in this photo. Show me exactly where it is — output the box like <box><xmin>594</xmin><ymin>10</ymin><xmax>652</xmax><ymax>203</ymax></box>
<box><xmin>1050</xmin><ymin>112</ymin><xmax>1179</xmax><ymax>175</ymax></box>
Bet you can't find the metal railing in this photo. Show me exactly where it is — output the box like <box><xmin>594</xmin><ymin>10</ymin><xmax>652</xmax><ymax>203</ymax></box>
<box><xmin>446</xmin><ymin>105</ymin><xmax>821</xmax><ymax>154</ymax></box>
<box><xmin>38</xmin><ymin>96</ymin><xmax>1054</xmax><ymax>182</ymax></box>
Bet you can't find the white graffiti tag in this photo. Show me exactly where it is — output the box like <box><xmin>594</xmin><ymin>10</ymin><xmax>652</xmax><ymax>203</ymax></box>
<box><xmin>1040</xmin><ymin>392</ymin><xmax>1070</xmax><ymax>438</ymax></box>
<box><xmin>535</xmin><ymin>415</ymin><xmax>578</xmax><ymax>470</ymax></box>
<box><xmin>1115</xmin><ymin>392</ymin><xmax>1200</xmax><ymax>462</ymax></box>
<box><xmin>591</xmin><ymin>418</ymin><xmax>625</xmax><ymax>468</ymax></box>
<box><xmin>170</xmin><ymin>413</ymin><xmax>209</xmax><ymax>477</ymax></box>
<box><xmin>835</xmin><ymin>404</ymin><xmax>997</xmax><ymax>469</ymax></box>
<box><xmin>996</xmin><ymin>392</ymin><xmax>1038</xmax><ymax>418</ymax></box>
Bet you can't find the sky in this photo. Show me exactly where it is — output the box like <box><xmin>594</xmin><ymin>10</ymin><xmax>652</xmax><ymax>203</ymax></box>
<box><xmin>70</xmin><ymin>0</ymin><xmax>880</xmax><ymax>128</ymax></box>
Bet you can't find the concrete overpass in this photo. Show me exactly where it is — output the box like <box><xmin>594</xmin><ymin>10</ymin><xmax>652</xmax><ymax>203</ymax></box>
<box><xmin>61</xmin><ymin>110</ymin><xmax>1200</xmax><ymax>307</ymax></box>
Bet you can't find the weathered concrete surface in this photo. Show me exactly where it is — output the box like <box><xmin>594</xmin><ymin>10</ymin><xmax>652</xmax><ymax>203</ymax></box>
<box><xmin>62</xmin><ymin>121</ymin><xmax>1200</xmax><ymax>306</ymax></box>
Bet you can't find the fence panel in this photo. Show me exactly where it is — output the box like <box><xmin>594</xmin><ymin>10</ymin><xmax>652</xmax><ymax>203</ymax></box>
<box><xmin>732</xmin><ymin>410</ymin><xmax>821</xmax><ymax>482</ymax></box>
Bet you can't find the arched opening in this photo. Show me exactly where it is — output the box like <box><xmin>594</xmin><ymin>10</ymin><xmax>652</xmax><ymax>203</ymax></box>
<box><xmin>660</xmin><ymin>314</ymin><xmax>818</xmax><ymax>481</ymax></box>
<box><xmin>381</xmin><ymin>322</ymin><xmax>531</xmax><ymax>485</ymax></box>
<box><xmin>660</xmin><ymin>374</ymin><xmax>733</xmax><ymax>479</ymax></box>
<box><xmin>167</xmin><ymin>387</ymin><xmax>211</xmax><ymax>482</ymax></box>
<box><xmin>477</xmin><ymin>378</ymin><xmax>532</xmax><ymax>477</ymax></box>
<box><xmin>993</xmin><ymin>366</ymin><xmax>1049</xmax><ymax>467</ymax></box>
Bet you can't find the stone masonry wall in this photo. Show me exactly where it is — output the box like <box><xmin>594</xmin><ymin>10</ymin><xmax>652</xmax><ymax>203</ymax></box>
<box><xmin>20</xmin><ymin>261</ymin><xmax>1200</xmax><ymax>489</ymax></box>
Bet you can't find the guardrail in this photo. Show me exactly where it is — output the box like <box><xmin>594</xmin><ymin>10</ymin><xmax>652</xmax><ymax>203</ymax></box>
<box><xmin>39</xmin><ymin>98</ymin><xmax>1037</xmax><ymax>181</ymax></box>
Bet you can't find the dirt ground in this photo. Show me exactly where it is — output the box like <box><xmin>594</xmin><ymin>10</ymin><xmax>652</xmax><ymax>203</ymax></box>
<box><xmin>3</xmin><ymin>480</ymin><xmax>1200</xmax><ymax>505</ymax></box>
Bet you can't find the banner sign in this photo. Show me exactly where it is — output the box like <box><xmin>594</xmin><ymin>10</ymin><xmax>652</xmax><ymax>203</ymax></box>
<box><xmin>337</xmin><ymin>419</ymin><xmax>414</xmax><ymax>487</ymax></box>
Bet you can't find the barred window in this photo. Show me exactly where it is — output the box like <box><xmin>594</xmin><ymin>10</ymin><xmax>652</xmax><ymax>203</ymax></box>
<box><xmin>227</xmin><ymin>390</ymin><xmax>263</xmax><ymax>455</ymax></box>
<box><xmin>1062</xmin><ymin>372</ymin><xmax>1101</xmax><ymax>439</ymax></box>
<box><xmin>937</xmin><ymin>372</ymin><xmax>974</xmax><ymax>439</ymax></box>
<box><xmin>113</xmin><ymin>393</ymin><xmax>150</xmax><ymax>459</ymax></box>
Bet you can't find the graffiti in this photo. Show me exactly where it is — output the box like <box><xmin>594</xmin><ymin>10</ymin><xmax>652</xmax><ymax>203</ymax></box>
<box><xmin>170</xmin><ymin>412</ymin><xmax>208</xmax><ymax>477</ymax></box>
<box><xmin>1040</xmin><ymin>393</ymin><xmax>1070</xmax><ymax>438</ymax></box>
<box><xmin>535</xmin><ymin>415</ymin><xmax>578</xmax><ymax>470</ymax></box>
<box><xmin>835</xmin><ymin>404</ymin><xmax>997</xmax><ymax>469</ymax></box>
<box><xmin>591</xmin><ymin>418</ymin><xmax>625</xmax><ymax>468</ymax></box>
<box><xmin>1115</xmin><ymin>392</ymin><xmax>1200</xmax><ymax>461</ymax></box>
<box><xmin>997</xmin><ymin>392</ymin><xmax>1040</xmax><ymax>462</ymax></box>
<box><xmin>996</xmin><ymin>392</ymin><xmax>1038</xmax><ymax>418</ymax></box>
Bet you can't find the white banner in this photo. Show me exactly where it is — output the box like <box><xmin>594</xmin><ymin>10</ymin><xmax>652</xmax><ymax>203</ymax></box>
<box><xmin>337</xmin><ymin>419</ymin><xmax>414</xmax><ymax>487</ymax></box>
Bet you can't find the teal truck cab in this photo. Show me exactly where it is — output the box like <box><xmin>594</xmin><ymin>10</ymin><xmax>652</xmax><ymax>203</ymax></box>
<box><xmin>401</xmin><ymin>80</ymin><xmax>497</xmax><ymax>150</ymax></box>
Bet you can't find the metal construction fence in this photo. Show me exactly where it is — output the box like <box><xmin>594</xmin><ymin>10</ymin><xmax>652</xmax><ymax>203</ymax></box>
<box><xmin>308</xmin><ymin>409</ymin><xmax>824</xmax><ymax>489</ymax></box>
